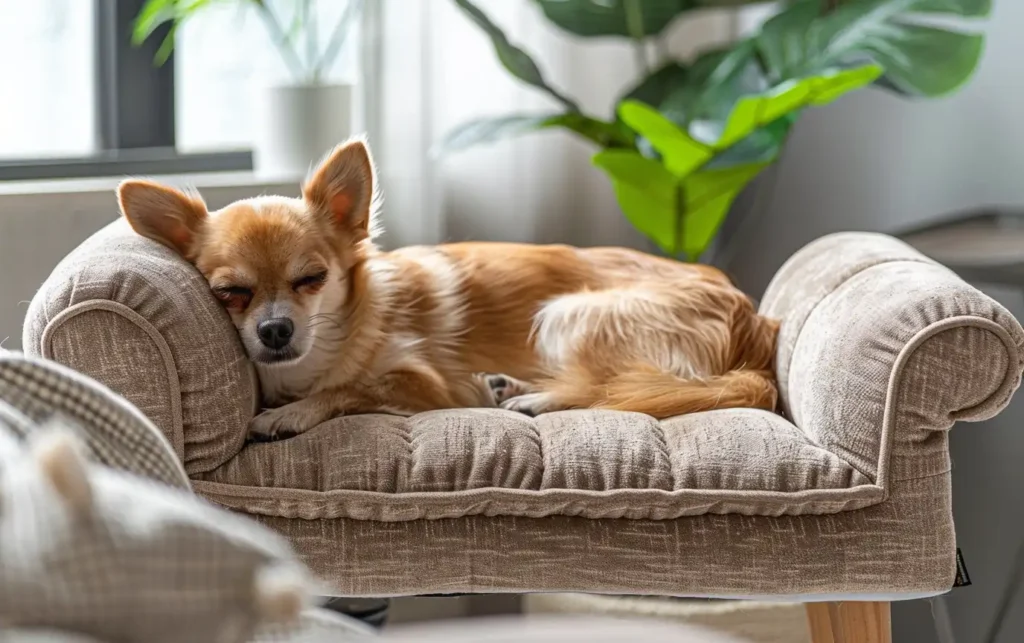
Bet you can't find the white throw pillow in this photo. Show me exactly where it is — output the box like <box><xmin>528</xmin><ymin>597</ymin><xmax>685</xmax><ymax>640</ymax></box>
<box><xmin>0</xmin><ymin>420</ymin><xmax>313</xmax><ymax>643</ymax></box>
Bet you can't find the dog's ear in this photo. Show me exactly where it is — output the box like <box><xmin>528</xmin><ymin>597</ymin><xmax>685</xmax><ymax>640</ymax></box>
<box><xmin>303</xmin><ymin>138</ymin><xmax>376</xmax><ymax>240</ymax></box>
<box><xmin>117</xmin><ymin>180</ymin><xmax>208</xmax><ymax>259</ymax></box>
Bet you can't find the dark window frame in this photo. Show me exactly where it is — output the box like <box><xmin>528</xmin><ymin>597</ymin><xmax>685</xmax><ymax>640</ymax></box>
<box><xmin>0</xmin><ymin>0</ymin><xmax>253</xmax><ymax>181</ymax></box>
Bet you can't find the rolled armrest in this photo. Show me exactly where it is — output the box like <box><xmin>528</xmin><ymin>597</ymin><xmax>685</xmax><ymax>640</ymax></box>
<box><xmin>23</xmin><ymin>220</ymin><xmax>258</xmax><ymax>476</ymax></box>
<box><xmin>762</xmin><ymin>232</ymin><xmax>1024</xmax><ymax>483</ymax></box>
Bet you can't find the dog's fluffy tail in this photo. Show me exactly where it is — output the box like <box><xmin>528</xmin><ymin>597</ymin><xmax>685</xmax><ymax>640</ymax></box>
<box><xmin>596</xmin><ymin>367</ymin><xmax>777</xmax><ymax>418</ymax></box>
<box><xmin>545</xmin><ymin>364</ymin><xmax>777</xmax><ymax>420</ymax></box>
<box><xmin>541</xmin><ymin>307</ymin><xmax>779</xmax><ymax>419</ymax></box>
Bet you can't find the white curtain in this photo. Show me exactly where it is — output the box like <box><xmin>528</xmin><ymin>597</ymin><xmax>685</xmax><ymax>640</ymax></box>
<box><xmin>365</xmin><ymin>0</ymin><xmax>737</xmax><ymax>250</ymax></box>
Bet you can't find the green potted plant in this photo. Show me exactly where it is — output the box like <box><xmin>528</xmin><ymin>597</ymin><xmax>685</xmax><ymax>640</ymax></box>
<box><xmin>134</xmin><ymin>0</ymin><xmax>363</xmax><ymax>177</ymax></box>
<box><xmin>441</xmin><ymin>0</ymin><xmax>989</xmax><ymax>262</ymax></box>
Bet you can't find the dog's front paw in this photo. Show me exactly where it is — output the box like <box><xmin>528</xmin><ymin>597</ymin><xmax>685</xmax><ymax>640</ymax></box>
<box><xmin>248</xmin><ymin>401</ymin><xmax>326</xmax><ymax>442</ymax></box>
<box><xmin>248</xmin><ymin>407</ymin><xmax>300</xmax><ymax>442</ymax></box>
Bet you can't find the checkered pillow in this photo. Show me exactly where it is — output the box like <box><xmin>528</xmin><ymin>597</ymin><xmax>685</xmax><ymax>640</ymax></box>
<box><xmin>0</xmin><ymin>351</ymin><xmax>187</xmax><ymax>489</ymax></box>
<box><xmin>0</xmin><ymin>631</ymin><xmax>106</xmax><ymax>643</ymax></box>
<box><xmin>0</xmin><ymin>418</ymin><xmax>314</xmax><ymax>643</ymax></box>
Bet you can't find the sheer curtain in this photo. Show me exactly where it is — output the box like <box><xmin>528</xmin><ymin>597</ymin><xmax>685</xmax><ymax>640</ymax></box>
<box><xmin>365</xmin><ymin>0</ymin><xmax>735</xmax><ymax>249</ymax></box>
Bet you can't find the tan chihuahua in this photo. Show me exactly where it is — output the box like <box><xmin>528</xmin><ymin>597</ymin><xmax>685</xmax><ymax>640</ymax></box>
<box><xmin>118</xmin><ymin>138</ymin><xmax>779</xmax><ymax>441</ymax></box>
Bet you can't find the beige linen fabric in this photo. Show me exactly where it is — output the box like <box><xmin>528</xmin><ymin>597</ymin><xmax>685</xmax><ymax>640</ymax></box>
<box><xmin>195</xmin><ymin>408</ymin><xmax>876</xmax><ymax>521</ymax></box>
<box><xmin>23</xmin><ymin>224</ymin><xmax>1024</xmax><ymax>597</ymax></box>
<box><xmin>251</xmin><ymin>475</ymin><xmax>954</xmax><ymax>598</ymax></box>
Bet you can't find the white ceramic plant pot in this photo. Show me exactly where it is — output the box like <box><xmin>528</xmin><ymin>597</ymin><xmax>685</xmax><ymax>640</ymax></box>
<box><xmin>254</xmin><ymin>84</ymin><xmax>354</xmax><ymax>179</ymax></box>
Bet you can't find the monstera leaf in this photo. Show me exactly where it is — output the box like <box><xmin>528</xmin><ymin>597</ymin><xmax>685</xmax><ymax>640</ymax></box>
<box><xmin>758</xmin><ymin>0</ymin><xmax>989</xmax><ymax>96</ymax></box>
<box><xmin>595</xmin><ymin>63</ymin><xmax>882</xmax><ymax>259</ymax></box>
<box><xmin>620</xmin><ymin>62</ymin><xmax>690</xmax><ymax>108</ymax></box>
<box><xmin>532</xmin><ymin>0</ymin><xmax>771</xmax><ymax>38</ymax></box>
<box><xmin>532</xmin><ymin>0</ymin><xmax>691</xmax><ymax>38</ymax></box>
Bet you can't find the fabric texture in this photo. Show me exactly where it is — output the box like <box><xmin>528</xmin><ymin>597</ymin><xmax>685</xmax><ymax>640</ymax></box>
<box><xmin>0</xmin><ymin>413</ymin><xmax>313</xmax><ymax>643</ymax></box>
<box><xmin>23</xmin><ymin>224</ymin><xmax>1024</xmax><ymax>598</ymax></box>
<box><xmin>194</xmin><ymin>408</ymin><xmax>875</xmax><ymax>521</ymax></box>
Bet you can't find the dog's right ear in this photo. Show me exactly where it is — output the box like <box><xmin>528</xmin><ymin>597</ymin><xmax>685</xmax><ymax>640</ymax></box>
<box><xmin>117</xmin><ymin>179</ymin><xmax>208</xmax><ymax>259</ymax></box>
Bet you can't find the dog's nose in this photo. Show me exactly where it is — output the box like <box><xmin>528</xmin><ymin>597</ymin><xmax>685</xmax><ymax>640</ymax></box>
<box><xmin>257</xmin><ymin>318</ymin><xmax>294</xmax><ymax>350</ymax></box>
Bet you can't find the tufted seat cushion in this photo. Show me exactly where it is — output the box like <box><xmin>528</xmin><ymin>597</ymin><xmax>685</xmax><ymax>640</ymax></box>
<box><xmin>195</xmin><ymin>409</ymin><xmax>872</xmax><ymax>521</ymax></box>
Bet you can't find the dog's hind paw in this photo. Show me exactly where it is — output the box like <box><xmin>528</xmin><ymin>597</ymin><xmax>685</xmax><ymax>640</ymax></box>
<box><xmin>500</xmin><ymin>392</ymin><xmax>560</xmax><ymax>417</ymax></box>
<box><xmin>484</xmin><ymin>374</ymin><xmax>533</xmax><ymax>405</ymax></box>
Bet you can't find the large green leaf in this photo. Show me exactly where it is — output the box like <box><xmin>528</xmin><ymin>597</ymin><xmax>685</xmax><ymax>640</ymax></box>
<box><xmin>679</xmin><ymin>162</ymin><xmax>768</xmax><ymax>259</ymax></box>
<box><xmin>592</xmin><ymin>150</ymin><xmax>680</xmax><ymax>252</ymax></box>
<box><xmin>453</xmin><ymin>0</ymin><xmax>580</xmax><ymax>111</ymax></box>
<box><xmin>716</xmin><ymin>64</ymin><xmax>882</xmax><ymax>147</ymax></box>
<box><xmin>616</xmin><ymin>64</ymin><xmax>879</xmax><ymax>173</ymax></box>
<box><xmin>758</xmin><ymin>0</ymin><xmax>986</xmax><ymax>97</ymax></box>
<box><xmin>864</xmin><ymin>23</ymin><xmax>983</xmax><ymax>96</ymax></box>
<box><xmin>532</xmin><ymin>0</ymin><xmax>773</xmax><ymax>37</ymax></box>
<box><xmin>592</xmin><ymin>149</ymin><xmax>769</xmax><ymax>259</ymax></box>
<box><xmin>436</xmin><ymin>112</ymin><xmax>633</xmax><ymax>155</ymax></box>
<box><xmin>618</xmin><ymin>102</ymin><xmax>713</xmax><ymax>176</ymax></box>
<box><xmin>621</xmin><ymin>43</ymin><xmax>784</xmax><ymax>167</ymax></box>
<box><xmin>532</xmin><ymin>0</ymin><xmax>692</xmax><ymax>38</ymax></box>
<box><xmin>620</xmin><ymin>63</ymin><xmax>690</xmax><ymax>109</ymax></box>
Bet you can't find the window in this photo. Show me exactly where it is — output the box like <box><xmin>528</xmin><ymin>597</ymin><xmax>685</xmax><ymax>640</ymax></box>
<box><xmin>0</xmin><ymin>0</ymin><xmax>363</xmax><ymax>180</ymax></box>
<box><xmin>176</xmin><ymin>1</ymin><xmax>362</xmax><ymax>153</ymax></box>
<box><xmin>0</xmin><ymin>0</ymin><xmax>96</xmax><ymax>160</ymax></box>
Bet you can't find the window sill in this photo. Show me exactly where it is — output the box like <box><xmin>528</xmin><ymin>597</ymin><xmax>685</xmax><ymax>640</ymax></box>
<box><xmin>0</xmin><ymin>170</ymin><xmax>303</xmax><ymax>198</ymax></box>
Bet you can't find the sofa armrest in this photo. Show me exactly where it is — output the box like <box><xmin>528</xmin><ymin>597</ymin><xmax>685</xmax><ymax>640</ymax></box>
<box><xmin>761</xmin><ymin>232</ymin><xmax>1024</xmax><ymax>483</ymax></box>
<box><xmin>23</xmin><ymin>220</ymin><xmax>258</xmax><ymax>476</ymax></box>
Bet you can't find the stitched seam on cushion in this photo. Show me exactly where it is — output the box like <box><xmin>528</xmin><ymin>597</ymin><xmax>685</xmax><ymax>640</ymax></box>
<box><xmin>653</xmin><ymin>420</ymin><xmax>674</xmax><ymax>490</ymax></box>
<box><xmin>877</xmin><ymin>317</ymin><xmax>1017</xmax><ymax>491</ymax></box>
<box><xmin>784</xmin><ymin>257</ymin><xmax>934</xmax><ymax>403</ymax></box>
<box><xmin>192</xmin><ymin>479</ymin><xmax>886</xmax><ymax>521</ymax></box>
<box><xmin>40</xmin><ymin>300</ymin><xmax>186</xmax><ymax>463</ymax></box>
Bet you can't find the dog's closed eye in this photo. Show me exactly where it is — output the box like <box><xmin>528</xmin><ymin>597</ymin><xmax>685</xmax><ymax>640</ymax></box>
<box><xmin>213</xmin><ymin>285</ymin><xmax>254</xmax><ymax>310</ymax></box>
<box><xmin>292</xmin><ymin>271</ymin><xmax>328</xmax><ymax>292</ymax></box>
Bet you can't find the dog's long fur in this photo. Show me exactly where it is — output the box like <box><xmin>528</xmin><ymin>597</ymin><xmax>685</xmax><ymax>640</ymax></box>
<box><xmin>118</xmin><ymin>138</ymin><xmax>779</xmax><ymax>440</ymax></box>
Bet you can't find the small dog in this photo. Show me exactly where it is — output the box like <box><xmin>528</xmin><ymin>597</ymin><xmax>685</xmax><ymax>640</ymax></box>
<box><xmin>118</xmin><ymin>138</ymin><xmax>779</xmax><ymax>441</ymax></box>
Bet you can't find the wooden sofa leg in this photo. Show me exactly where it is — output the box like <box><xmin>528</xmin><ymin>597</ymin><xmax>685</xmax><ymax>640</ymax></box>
<box><xmin>806</xmin><ymin>602</ymin><xmax>891</xmax><ymax>643</ymax></box>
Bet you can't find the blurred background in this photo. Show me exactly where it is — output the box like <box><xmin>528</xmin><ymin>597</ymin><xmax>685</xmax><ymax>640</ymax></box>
<box><xmin>0</xmin><ymin>1</ymin><xmax>1021</xmax><ymax>641</ymax></box>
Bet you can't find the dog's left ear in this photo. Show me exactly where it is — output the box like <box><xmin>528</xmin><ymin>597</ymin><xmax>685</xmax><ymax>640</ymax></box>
<box><xmin>118</xmin><ymin>179</ymin><xmax>208</xmax><ymax>260</ymax></box>
<box><xmin>303</xmin><ymin>138</ymin><xmax>376</xmax><ymax>240</ymax></box>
